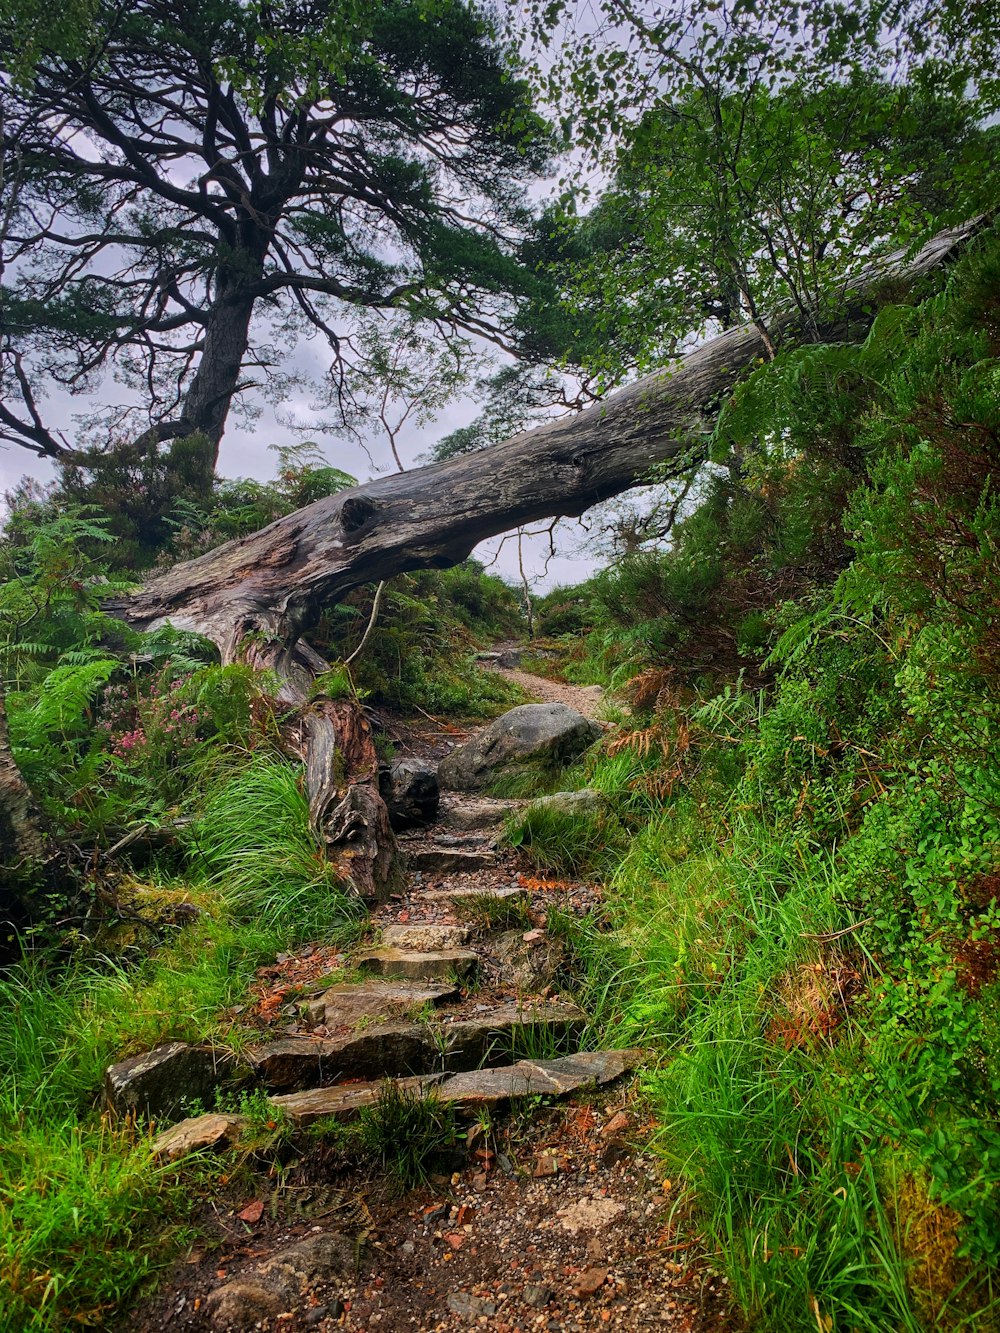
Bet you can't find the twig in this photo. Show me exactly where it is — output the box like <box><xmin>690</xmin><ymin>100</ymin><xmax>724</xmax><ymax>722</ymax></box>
<box><xmin>343</xmin><ymin>581</ymin><xmax>386</xmax><ymax>668</ymax></box>
<box><xmin>800</xmin><ymin>918</ymin><xmax>873</xmax><ymax>942</ymax></box>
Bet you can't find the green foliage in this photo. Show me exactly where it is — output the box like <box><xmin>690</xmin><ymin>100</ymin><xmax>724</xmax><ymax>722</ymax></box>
<box><xmin>315</xmin><ymin>563</ymin><xmax>526</xmax><ymax>718</ymax></box>
<box><xmin>191</xmin><ymin>757</ymin><xmax>359</xmax><ymax>939</ymax></box>
<box><xmin>506</xmin><ymin>797</ymin><xmax>624</xmax><ymax>878</ymax></box>
<box><xmin>358</xmin><ymin>1082</ymin><xmax>459</xmax><ymax>1190</ymax></box>
<box><xmin>1</xmin><ymin>0</ymin><xmax>550</xmax><ymax>466</ymax></box>
<box><xmin>547</xmin><ymin>228</ymin><xmax>1000</xmax><ymax>1327</ymax></box>
<box><xmin>0</xmin><ymin>899</ymin><xmax>293</xmax><ymax>1329</ymax></box>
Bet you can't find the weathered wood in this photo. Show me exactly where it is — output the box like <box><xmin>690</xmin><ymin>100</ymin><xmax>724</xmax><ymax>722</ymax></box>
<box><xmin>107</xmin><ymin>220</ymin><xmax>978</xmax><ymax>654</ymax></box>
<box><xmin>1</xmin><ymin>682</ymin><xmax>50</xmax><ymax>951</ymax></box>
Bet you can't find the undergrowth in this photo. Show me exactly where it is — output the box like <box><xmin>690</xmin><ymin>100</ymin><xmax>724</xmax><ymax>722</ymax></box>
<box><xmin>506</xmin><ymin>231</ymin><xmax>1000</xmax><ymax>1330</ymax></box>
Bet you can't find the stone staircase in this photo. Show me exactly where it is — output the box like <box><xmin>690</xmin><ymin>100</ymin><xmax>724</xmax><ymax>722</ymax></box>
<box><xmin>107</xmin><ymin>770</ymin><xmax>638</xmax><ymax>1163</ymax></box>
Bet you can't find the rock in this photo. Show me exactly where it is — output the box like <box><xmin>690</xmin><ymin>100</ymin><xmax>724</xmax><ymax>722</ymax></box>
<box><xmin>421</xmin><ymin>884</ymin><xmax>528</xmax><ymax>906</ymax></box>
<box><xmin>270</xmin><ymin>1050</ymin><xmax>641</xmax><ymax>1124</ymax></box>
<box><xmin>380</xmin><ymin>758</ymin><xmax>439</xmax><ymax>830</ymax></box>
<box><xmin>272</xmin><ymin>1076</ymin><xmax>439</xmax><ymax>1127</ymax></box>
<box><xmin>205</xmin><ymin>1280</ymin><xmax>285</xmax><ymax>1329</ymax></box>
<box><xmin>248</xmin><ymin>1028</ymin><xmax>436</xmax><ymax>1090</ymax></box>
<box><xmin>204</xmin><ymin>1233</ymin><xmax>355</xmax><ymax>1331</ymax></box>
<box><xmin>381</xmin><ymin>922</ymin><xmax>472</xmax><ymax>951</ymax></box>
<box><xmin>437</xmin><ymin>1000</ymin><xmax>585</xmax><ymax>1070</ymax></box>
<box><xmin>151</xmin><ymin>1112</ymin><xmax>245</xmax><ymax>1160</ymax></box>
<box><xmin>523</xmin><ymin>1284</ymin><xmax>554</xmax><ymax>1309</ymax></box>
<box><xmin>303</xmin><ymin>979</ymin><xmax>459</xmax><ymax>1028</ymax></box>
<box><xmin>557</xmin><ymin>1197</ymin><xmax>627</xmax><ymax>1235</ymax></box>
<box><xmin>575</xmin><ymin>1267</ymin><xmax>610</xmax><ymax>1297</ymax></box>
<box><xmin>601</xmin><ymin>1110</ymin><xmax>630</xmax><ymax>1137</ymax></box>
<box><xmin>525</xmin><ymin>788</ymin><xmax>604</xmax><ymax>818</ymax></box>
<box><xmin>252</xmin><ymin>1000</ymin><xmax>584</xmax><ymax>1086</ymax></box>
<box><xmin>439</xmin><ymin>796</ymin><xmax>524</xmax><ymax>831</ymax></box>
<box><xmin>495</xmin><ymin>929</ymin><xmax>565</xmax><ymax>992</ymax></box>
<box><xmin>433</xmin><ymin>1048</ymin><xmax>642</xmax><ymax>1109</ymax></box>
<box><xmin>438</xmin><ymin>704</ymin><xmax>601</xmax><ymax>792</ymax></box>
<box><xmin>402</xmin><ymin>844</ymin><xmax>496</xmax><ymax>874</ymax></box>
<box><xmin>446</xmin><ymin>1291</ymin><xmax>497</xmax><ymax>1319</ymax></box>
<box><xmin>354</xmin><ymin>946</ymin><xmax>479</xmax><ymax>982</ymax></box>
<box><xmin>262</xmin><ymin>1232</ymin><xmax>355</xmax><ymax>1284</ymax></box>
<box><xmin>104</xmin><ymin>1041</ymin><xmax>239</xmax><ymax>1122</ymax></box>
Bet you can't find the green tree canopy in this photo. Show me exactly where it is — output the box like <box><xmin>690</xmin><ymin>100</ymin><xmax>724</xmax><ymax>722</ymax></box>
<box><xmin>0</xmin><ymin>0</ymin><xmax>550</xmax><ymax>476</ymax></box>
<box><xmin>523</xmin><ymin>0</ymin><xmax>999</xmax><ymax>382</ymax></box>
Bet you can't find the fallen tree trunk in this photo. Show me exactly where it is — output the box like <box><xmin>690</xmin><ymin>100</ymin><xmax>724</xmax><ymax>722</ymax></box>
<box><xmin>102</xmin><ymin>219</ymin><xmax>979</xmax><ymax>898</ymax></box>
<box><xmin>109</xmin><ymin>221</ymin><xmax>977</xmax><ymax>654</ymax></box>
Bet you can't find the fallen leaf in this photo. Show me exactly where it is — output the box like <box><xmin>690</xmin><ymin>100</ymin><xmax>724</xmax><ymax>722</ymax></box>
<box><xmin>238</xmin><ymin>1199</ymin><xmax>265</xmax><ymax>1224</ymax></box>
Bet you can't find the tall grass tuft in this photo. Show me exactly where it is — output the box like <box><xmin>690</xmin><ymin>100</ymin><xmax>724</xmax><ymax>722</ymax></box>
<box><xmin>191</xmin><ymin>756</ymin><xmax>359</xmax><ymax>938</ymax></box>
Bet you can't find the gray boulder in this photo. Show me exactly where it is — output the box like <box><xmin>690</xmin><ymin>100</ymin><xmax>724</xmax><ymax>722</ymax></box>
<box><xmin>104</xmin><ymin>1041</ymin><xmax>240</xmax><ymax>1122</ymax></box>
<box><xmin>379</xmin><ymin>757</ymin><xmax>439</xmax><ymax>829</ymax></box>
<box><xmin>438</xmin><ymin>704</ymin><xmax>600</xmax><ymax>792</ymax></box>
<box><xmin>526</xmin><ymin>788</ymin><xmax>604</xmax><ymax>818</ymax></box>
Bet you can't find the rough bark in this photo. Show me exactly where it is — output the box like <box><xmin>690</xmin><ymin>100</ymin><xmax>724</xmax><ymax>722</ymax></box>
<box><xmin>0</xmin><ymin>681</ymin><xmax>48</xmax><ymax>947</ymax></box>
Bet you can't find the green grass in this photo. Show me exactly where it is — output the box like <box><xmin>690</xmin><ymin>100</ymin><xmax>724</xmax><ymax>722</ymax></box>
<box><xmin>0</xmin><ymin>755</ymin><xmax>366</xmax><ymax>1332</ymax></box>
<box><xmin>0</xmin><ymin>906</ymin><xmax>281</xmax><ymax>1330</ymax></box>
<box><xmin>190</xmin><ymin>756</ymin><xmax>363</xmax><ymax>938</ymax></box>
<box><xmin>505</xmin><ymin>798</ymin><xmax>625</xmax><ymax>878</ymax></box>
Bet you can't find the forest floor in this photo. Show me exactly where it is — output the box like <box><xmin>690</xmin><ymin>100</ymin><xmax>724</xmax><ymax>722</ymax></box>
<box><xmin>130</xmin><ymin>671</ymin><xmax>735</xmax><ymax>1333</ymax></box>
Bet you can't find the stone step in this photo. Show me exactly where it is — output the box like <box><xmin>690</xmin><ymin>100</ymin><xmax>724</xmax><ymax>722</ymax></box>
<box><xmin>403</xmin><ymin>845</ymin><xmax>497</xmax><ymax>874</ymax></box>
<box><xmin>152</xmin><ymin>1048</ymin><xmax>643</xmax><ymax>1157</ymax></box>
<box><xmin>353</xmin><ymin>945</ymin><xmax>479</xmax><ymax>982</ymax></box>
<box><xmin>246</xmin><ymin>1000</ymin><xmax>587</xmax><ymax>1090</ymax></box>
<box><xmin>420</xmin><ymin>884</ymin><xmax>528</xmax><ymax>906</ymax></box>
<box><xmin>438</xmin><ymin>797</ymin><xmax>525</xmax><ymax>832</ymax></box>
<box><xmin>380</xmin><ymin>922</ymin><xmax>472</xmax><ymax>951</ymax></box>
<box><xmin>303</xmin><ymin>979</ymin><xmax>460</xmax><ymax>1029</ymax></box>
<box><xmin>271</xmin><ymin>1048</ymin><xmax>643</xmax><ymax>1127</ymax></box>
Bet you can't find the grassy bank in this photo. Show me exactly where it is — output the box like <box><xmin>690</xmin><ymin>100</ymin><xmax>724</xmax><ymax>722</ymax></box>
<box><xmin>508</xmin><ymin>233</ymin><xmax>1000</xmax><ymax>1330</ymax></box>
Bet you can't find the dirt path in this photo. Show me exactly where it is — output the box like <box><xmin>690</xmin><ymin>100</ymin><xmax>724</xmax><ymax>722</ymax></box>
<box><xmin>130</xmin><ymin>697</ymin><xmax>734</xmax><ymax>1333</ymax></box>
<box><xmin>494</xmin><ymin>665</ymin><xmax>606</xmax><ymax>720</ymax></box>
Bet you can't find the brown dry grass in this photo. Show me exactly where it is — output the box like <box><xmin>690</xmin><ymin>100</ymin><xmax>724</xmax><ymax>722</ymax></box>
<box><xmin>765</xmin><ymin>948</ymin><xmax>864</xmax><ymax>1050</ymax></box>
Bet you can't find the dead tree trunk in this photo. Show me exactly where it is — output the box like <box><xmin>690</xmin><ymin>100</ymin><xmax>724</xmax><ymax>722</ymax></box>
<box><xmin>103</xmin><ymin>219</ymin><xmax>979</xmax><ymax>897</ymax></box>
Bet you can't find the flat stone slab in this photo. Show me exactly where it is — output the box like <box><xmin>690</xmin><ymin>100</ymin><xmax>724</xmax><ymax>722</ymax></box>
<box><xmin>403</xmin><ymin>846</ymin><xmax>496</xmax><ymax>874</ymax></box>
<box><xmin>440</xmin><ymin>797</ymin><xmax>525</xmax><ymax>831</ymax></box>
<box><xmin>438</xmin><ymin>1049</ymin><xmax>643</xmax><ymax>1107</ymax></box>
<box><xmin>303</xmin><ymin>979</ymin><xmax>459</xmax><ymax>1028</ymax></box>
<box><xmin>251</xmin><ymin>1001</ymin><xmax>586</xmax><ymax>1088</ymax></box>
<box><xmin>271</xmin><ymin>1075</ymin><xmax>438</xmax><ymax>1127</ymax></box>
<box><xmin>381</xmin><ymin>922</ymin><xmax>472</xmax><ymax>951</ymax></box>
<box><xmin>151</xmin><ymin>1112</ymin><xmax>246</xmax><ymax>1160</ymax></box>
<box><xmin>421</xmin><ymin>885</ymin><xmax>528</xmax><ymax>906</ymax></box>
<box><xmin>248</xmin><ymin>1028</ymin><xmax>435</xmax><ymax>1090</ymax></box>
<box><xmin>436</xmin><ymin>1001</ymin><xmax>585</xmax><ymax>1069</ymax></box>
<box><xmin>271</xmin><ymin>1049</ymin><xmax>642</xmax><ymax>1125</ymax></box>
<box><xmin>354</xmin><ymin>946</ymin><xmax>479</xmax><ymax>982</ymax></box>
<box><xmin>105</xmin><ymin>1041</ymin><xmax>240</xmax><ymax>1122</ymax></box>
